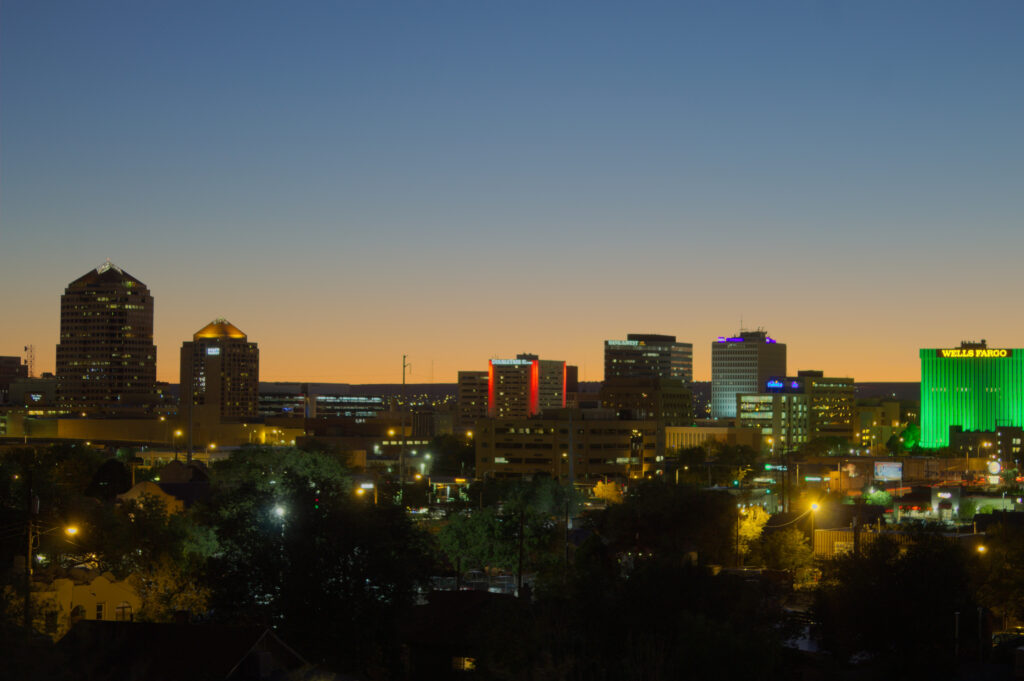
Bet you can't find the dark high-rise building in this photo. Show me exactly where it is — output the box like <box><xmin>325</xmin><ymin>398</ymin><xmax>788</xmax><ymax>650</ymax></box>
<box><xmin>711</xmin><ymin>330</ymin><xmax>786</xmax><ymax>419</ymax></box>
<box><xmin>56</xmin><ymin>262</ymin><xmax>157</xmax><ymax>414</ymax></box>
<box><xmin>0</xmin><ymin>356</ymin><xmax>28</xmax><ymax>404</ymax></box>
<box><xmin>604</xmin><ymin>334</ymin><xmax>693</xmax><ymax>383</ymax></box>
<box><xmin>180</xmin><ymin>319</ymin><xmax>259</xmax><ymax>425</ymax></box>
<box><xmin>457</xmin><ymin>370</ymin><xmax>489</xmax><ymax>433</ymax></box>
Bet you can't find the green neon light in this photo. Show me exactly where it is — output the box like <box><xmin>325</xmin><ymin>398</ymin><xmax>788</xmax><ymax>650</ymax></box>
<box><xmin>920</xmin><ymin>348</ymin><xmax>1024</xmax><ymax>448</ymax></box>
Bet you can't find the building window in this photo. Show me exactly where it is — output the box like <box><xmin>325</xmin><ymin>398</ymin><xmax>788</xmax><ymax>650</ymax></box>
<box><xmin>96</xmin><ymin>602</ymin><xmax>105</xmax><ymax>620</ymax></box>
<box><xmin>115</xmin><ymin>601</ymin><xmax>133</xmax><ymax>621</ymax></box>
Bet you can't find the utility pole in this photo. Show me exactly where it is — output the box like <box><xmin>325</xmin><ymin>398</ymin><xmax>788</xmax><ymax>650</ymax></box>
<box><xmin>23</xmin><ymin>461</ymin><xmax>35</xmax><ymax>632</ymax></box>
<box><xmin>400</xmin><ymin>355</ymin><xmax>411</xmax><ymax>489</ymax></box>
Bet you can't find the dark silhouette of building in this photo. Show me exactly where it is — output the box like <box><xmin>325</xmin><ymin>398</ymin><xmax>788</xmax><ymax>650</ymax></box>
<box><xmin>604</xmin><ymin>333</ymin><xmax>693</xmax><ymax>383</ymax></box>
<box><xmin>56</xmin><ymin>261</ymin><xmax>157</xmax><ymax>414</ymax></box>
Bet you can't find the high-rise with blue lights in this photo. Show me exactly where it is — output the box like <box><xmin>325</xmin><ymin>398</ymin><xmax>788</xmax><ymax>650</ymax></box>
<box><xmin>710</xmin><ymin>330</ymin><xmax>786</xmax><ymax>419</ymax></box>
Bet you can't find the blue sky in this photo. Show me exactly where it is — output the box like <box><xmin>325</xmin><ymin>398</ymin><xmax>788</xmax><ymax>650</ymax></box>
<box><xmin>2</xmin><ymin>1</ymin><xmax>1023</xmax><ymax>382</ymax></box>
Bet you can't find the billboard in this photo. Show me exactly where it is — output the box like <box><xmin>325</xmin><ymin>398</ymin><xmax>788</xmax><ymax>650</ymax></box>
<box><xmin>874</xmin><ymin>461</ymin><xmax>903</xmax><ymax>481</ymax></box>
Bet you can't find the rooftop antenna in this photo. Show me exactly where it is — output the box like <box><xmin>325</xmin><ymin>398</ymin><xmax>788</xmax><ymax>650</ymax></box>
<box><xmin>23</xmin><ymin>345</ymin><xmax>34</xmax><ymax>378</ymax></box>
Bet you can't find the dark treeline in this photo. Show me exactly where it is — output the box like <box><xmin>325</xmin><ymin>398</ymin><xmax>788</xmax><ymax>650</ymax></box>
<box><xmin>0</xmin><ymin>443</ymin><xmax>1016</xmax><ymax>680</ymax></box>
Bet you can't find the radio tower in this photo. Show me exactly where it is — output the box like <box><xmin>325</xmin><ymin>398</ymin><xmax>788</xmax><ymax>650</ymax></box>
<box><xmin>23</xmin><ymin>345</ymin><xmax>35</xmax><ymax>378</ymax></box>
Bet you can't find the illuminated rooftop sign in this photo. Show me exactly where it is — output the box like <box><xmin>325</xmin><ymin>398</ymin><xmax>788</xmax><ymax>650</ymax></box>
<box><xmin>937</xmin><ymin>348</ymin><xmax>1012</xmax><ymax>358</ymax></box>
<box><xmin>491</xmin><ymin>359</ymin><xmax>533</xmax><ymax>366</ymax></box>
<box><xmin>607</xmin><ymin>340</ymin><xmax>641</xmax><ymax>347</ymax></box>
<box><xmin>206</xmin><ymin>347</ymin><xmax>221</xmax><ymax>356</ymax></box>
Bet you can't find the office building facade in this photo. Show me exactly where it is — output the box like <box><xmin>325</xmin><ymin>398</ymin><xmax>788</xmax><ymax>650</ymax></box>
<box><xmin>180</xmin><ymin>319</ymin><xmax>259</xmax><ymax>425</ymax></box>
<box><xmin>920</xmin><ymin>341</ymin><xmax>1024</xmax><ymax>448</ymax></box>
<box><xmin>710</xmin><ymin>330</ymin><xmax>786</xmax><ymax>419</ymax></box>
<box><xmin>56</xmin><ymin>262</ymin><xmax>157</xmax><ymax>414</ymax></box>
<box><xmin>457</xmin><ymin>370</ymin><xmax>489</xmax><ymax>431</ymax></box>
<box><xmin>600</xmin><ymin>376</ymin><xmax>693</xmax><ymax>426</ymax></box>
<box><xmin>737</xmin><ymin>370</ymin><xmax>855</xmax><ymax>451</ymax></box>
<box><xmin>604</xmin><ymin>334</ymin><xmax>693</xmax><ymax>383</ymax></box>
<box><xmin>487</xmin><ymin>354</ymin><xmax>566</xmax><ymax>418</ymax></box>
<box><xmin>475</xmin><ymin>409</ymin><xmax>658</xmax><ymax>481</ymax></box>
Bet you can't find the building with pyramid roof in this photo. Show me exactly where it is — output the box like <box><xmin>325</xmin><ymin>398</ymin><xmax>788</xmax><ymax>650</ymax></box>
<box><xmin>56</xmin><ymin>261</ymin><xmax>157</xmax><ymax>414</ymax></box>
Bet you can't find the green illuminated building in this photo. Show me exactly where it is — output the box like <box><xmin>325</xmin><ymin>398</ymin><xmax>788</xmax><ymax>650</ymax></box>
<box><xmin>920</xmin><ymin>341</ymin><xmax>1024</xmax><ymax>448</ymax></box>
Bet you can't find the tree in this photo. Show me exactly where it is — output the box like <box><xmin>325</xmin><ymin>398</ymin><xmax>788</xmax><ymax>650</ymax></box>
<box><xmin>736</xmin><ymin>506</ymin><xmax>769</xmax><ymax>562</ymax></box>
<box><xmin>755</xmin><ymin>527</ymin><xmax>814</xmax><ymax>580</ymax></box>
<box><xmin>202</xmin><ymin>446</ymin><xmax>433</xmax><ymax>676</ymax></box>
<box><xmin>592</xmin><ymin>480</ymin><xmax>623</xmax><ymax>505</ymax></box>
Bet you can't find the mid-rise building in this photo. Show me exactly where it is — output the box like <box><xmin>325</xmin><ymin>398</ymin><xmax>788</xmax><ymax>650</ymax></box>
<box><xmin>0</xmin><ymin>356</ymin><xmax>28</xmax><ymax>403</ymax></box>
<box><xmin>457</xmin><ymin>370</ymin><xmax>489</xmax><ymax>432</ymax></box>
<box><xmin>710</xmin><ymin>330</ymin><xmax>786</xmax><ymax>419</ymax></box>
<box><xmin>56</xmin><ymin>262</ymin><xmax>157</xmax><ymax>414</ymax></box>
<box><xmin>604</xmin><ymin>334</ymin><xmax>693</xmax><ymax>383</ymax></box>
<box><xmin>600</xmin><ymin>376</ymin><xmax>693</xmax><ymax>426</ymax></box>
<box><xmin>475</xmin><ymin>409</ymin><xmax>659</xmax><ymax>481</ymax></box>
<box><xmin>920</xmin><ymin>340</ymin><xmax>1024</xmax><ymax>448</ymax></box>
<box><xmin>487</xmin><ymin>354</ymin><xmax>566</xmax><ymax>418</ymax></box>
<box><xmin>180</xmin><ymin>319</ymin><xmax>259</xmax><ymax>431</ymax></box>
<box><xmin>737</xmin><ymin>371</ymin><xmax>855</xmax><ymax>451</ymax></box>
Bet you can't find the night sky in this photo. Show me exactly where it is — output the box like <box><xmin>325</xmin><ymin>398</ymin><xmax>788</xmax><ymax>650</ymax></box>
<box><xmin>2</xmin><ymin>1</ymin><xmax>1022</xmax><ymax>383</ymax></box>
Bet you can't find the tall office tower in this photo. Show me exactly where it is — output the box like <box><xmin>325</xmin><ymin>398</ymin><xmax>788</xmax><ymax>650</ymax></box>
<box><xmin>604</xmin><ymin>334</ymin><xmax>694</xmax><ymax>383</ymax></box>
<box><xmin>56</xmin><ymin>261</ymin><xmax>157</xmax><ymax>414</ymax></box>
<box><xmin>457</xmin><ymin>370</ymin><xmax>489</xmax><ymax>432</ymax></box>
<box><xmin>180</xmin><ymin>319</ymin><xmax>259</xmax><ymax>426</ymax></box>
<box><xmin>710</xmin><ymin>330</ymin><xmax>786</xmax><ymax>419</ymax></box>
<box><xmin>487</xmin><ymin>353</ymin><xmax>566</xmax><ymax>418</ymax></box>
<box><xmin>600</xmin><ymin>376</ymin><xmax>694</xmax><ymax>426</ymax></box>
<box><xmin>920</xmin><ymin>340</ymin><xmax>1024</xmax><ymax>448</ymax></box>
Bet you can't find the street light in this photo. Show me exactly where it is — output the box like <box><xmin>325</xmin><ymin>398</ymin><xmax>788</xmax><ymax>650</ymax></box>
<box><xmin>967</xmin><ymin>441</ymin><xmax>992</xmax><ymax>481</ymax></box>
<box><xmin>810</xmin><ymin>502</ymin><xmax>820</xmax><ymax>550</ymax></box>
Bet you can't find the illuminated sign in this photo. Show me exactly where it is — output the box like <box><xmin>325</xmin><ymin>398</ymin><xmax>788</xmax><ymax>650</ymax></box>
<box><xmin>491</xmin><ymin>359</ymin><xmax>532</xmax><ymax>366</ymax></box>
<box><xmin>937</xmin><ymin>492</ymin><xmax>953</xmax><ymax>499</ymax></box>
<box><xmin>607</xmin><ymin>340</ymin><xmax>640</xmax><ymax>347</ymax></box>
<box><xmin>937</xmin><ymin>348</ymin><xmax>1012</xmax><ymax>358</ymax></box>
<box><xmin>874</xmin><ymin>462</ymin><xmax>903</xmax><ymax>481</ymax></box>
<box><xmin>206</xmin><ymin>347</ymin><xmax>221</xmax><ymax>356</ymax></box>
<box><xmin>766</xmin><ymin>380</ymin><xmax>784</xmax><ymax>389</ymax></box>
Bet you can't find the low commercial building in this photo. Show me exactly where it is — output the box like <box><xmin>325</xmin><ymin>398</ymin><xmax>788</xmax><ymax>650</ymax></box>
<box><xmin>600</xmin><ymin>377</ymin><xmax>693</xmax><ymax>426</ymax></box>
<box><xmin>475</xmin><ymin>409</ymin><xmax>659</xmax><ymax>482</ymax></box>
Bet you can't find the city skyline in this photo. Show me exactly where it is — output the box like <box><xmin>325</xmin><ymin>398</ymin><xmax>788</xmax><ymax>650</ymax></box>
<box><xmin>3</xmin><ymin>2</ymin><xmax>1023</xmax><ymax>384</ymax></box>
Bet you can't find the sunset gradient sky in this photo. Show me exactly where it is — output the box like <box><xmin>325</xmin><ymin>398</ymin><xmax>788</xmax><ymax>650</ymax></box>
<box><xmin>2</xmin><ymin>1</ymin><xmax>1023</xmax><ymax>384</ymax></box>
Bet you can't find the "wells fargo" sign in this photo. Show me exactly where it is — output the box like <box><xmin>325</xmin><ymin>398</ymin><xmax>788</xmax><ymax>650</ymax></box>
<box><xmin>937</xmin><ymin>348</ymin><xmax>1013</xmax><ymax>358</ymax></box>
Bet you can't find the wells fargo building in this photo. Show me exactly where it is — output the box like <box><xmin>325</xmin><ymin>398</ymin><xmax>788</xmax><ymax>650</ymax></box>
<box><xmin>920</xmin><ymin>341</ymin><xmax>1024</xmax><ymax>448</ymax></box>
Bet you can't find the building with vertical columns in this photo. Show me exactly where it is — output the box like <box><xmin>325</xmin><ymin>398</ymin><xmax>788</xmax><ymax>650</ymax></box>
<box><xmin>456</xmin><ymin>370</ymin><xmax>488</xmax><ymax>433</ymax></box>
<box><xmin>710</xmin><ymin>330</ymin><xmax>786</xmax><ymax>419</ymax></box>
<box><xmin>920</xmin><ymin>341</ymin><xmax>1024</xmax><ymax>448</ymax></box>
<box><xmin>56</xmin><ymin>262</ymin><xmax>157</xmax><ymax>414</ymax></box>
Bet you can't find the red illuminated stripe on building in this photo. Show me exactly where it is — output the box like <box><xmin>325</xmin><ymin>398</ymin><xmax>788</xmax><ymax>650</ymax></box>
<box><xmin>487</xmin><ymin>361</ymin><xmax>496</xmax><ymax>417</ymax></box>
<box><xmin>529</xmin><ymin>360</ymin><xmax>540</xmax><ymax>415</ymax></box>
<box><xmin>561</xmin><ymin>362</ymin><xmax>566</xmax><ymax>407</ymax></box>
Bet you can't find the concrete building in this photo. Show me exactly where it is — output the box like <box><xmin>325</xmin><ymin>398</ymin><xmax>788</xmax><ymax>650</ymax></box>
<box><xmin>664</xmin><ymin>424</ymin><xmax>761</xmax><ymax>452</ymax></box>
<box><xmin>600</xmin><ymin>377</ymin><xmax>693</xmax><ymax>426</ymax></box>
<box><xmin>920</xmin><ymin>340</ymin><xmax>1024</xmax><ymax>448</ymax></box>
<box><xmin>710</xmin><ymin>330</ymin><xmax>786</xmax><ymax>419</ymax></box>
<box><xmin>487</xmin><ymin>354</ymin><xmax>566</xmax><ymax>418</ymax></box>
<box><xmin>456</xmin><ymin>370</ymin><xmax>488</xmax><ymax>433</ymax></box>
<box><xmin>180</xmin><ymin>320</ymin><xmax>259</xmax><ymax>451</ymax></box>
<box><xmin>475</xmin><ymin>408</ymin><xmax>658</xmax><ymax>481</ymax></box>
<box><xmin>736</xmin><ymin>370</ymin><xmax>855</xmax><ymax>451</ymax></box>
<box><xmin>56</xmin><ymin>262</ymin><xmax>157</xmax><ymax>415</ymax></box>
<box><xmin>604</xmin><ymin>334</ymin><xmax>694</xmax><ymax>383</ymax></box>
